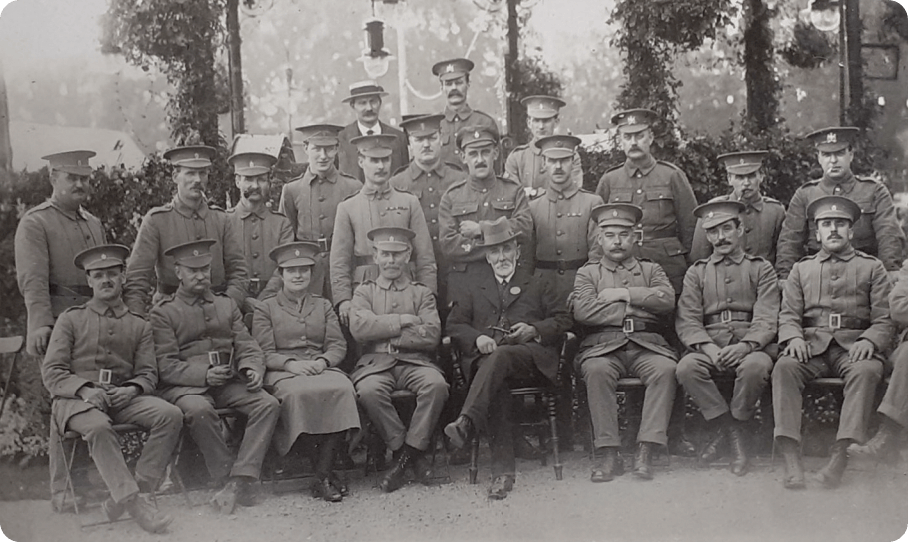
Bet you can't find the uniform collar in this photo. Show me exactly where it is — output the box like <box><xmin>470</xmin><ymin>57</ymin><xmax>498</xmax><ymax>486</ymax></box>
<box><xmin>599</xmin><ymin>255</ymin><xmax>638</xmax><ymax>272</ymax></box>
<box><xmin>817</xmin><ymin>245</ymin><xmax>856</xmax><ymax>262</ymax></box>
<box><xmin>376</xmin><ymin>274</ymin><xmax>411</xmax><ymax>290</ymax></box>
<box><xmin>412</xmin><ymin>159</ymin><xmax>446</xmax><ymax>178</ymax></box>
<box><xmin>726</xmin><ymin>191</ymin><xmax>765</xmax><ymax>211</ymax></box>
<box><xmin>304</xmin><ymin>166</ymin><xmax>339</xmax><ymax>185</ymax></box>
<box><xmin>625</xmin><ymin>155</ymin><xmax>657</xmax><ymax>178</ymax></box>
<box><xmin>362</xmin><ymin>181</ymin><xmax>393</xmax><ymax>200</ymax></box>
<box><xmin>547</xmin><ymin>181</ymin><xmax>580</xmax><ymax>201</ymax></box>
<box><xmin>48</xmin><ymin>196</ymin><xmax>87</xmax><ymax>221</ymax></box>
<box><xmin>277</xmin><ymin>289</ymin><xmax>311</xmax><ymax>313</ymax></box>
<box><xmin>172</xmin><ymin>195</ymin><xmax>209</xmax><ymax>218</ymax></box>
<box><xmin>445</xmin><ymin>104</ymin><xmax>474</xmax><ymax>122</ymax></box>
<box><xmin>357</xmin><ymin>121</ymin><xmax>382</xmax><ymax>136</ymax></box>
<box><xmin>709</xmin><ymin>248</ymin><xmax>746</xmax><ymax>265</ymax></box>
<box><xmin>468</xmin><ymin>174</ymin><xmax>496</xmax><ymax>191</ymax></box>
<box><xmin>820</xmin><ymin>171</ymin><xmax>856</xmax><ymax>193</ymax></box>
<box><xmin>234</xmin><ymin>199</ymin><xmax>266</xmax><ymax>220</ymax></box>
<box><xmin>530</xmin><ymin>137</ymin><xmax>543</xmax><ymax>156</ymax></box>
<box><xmin>176</xmin><ymin>285</ymin><xmax>215</xmax><ymax>305</ymax></box>
<box><xmin>86</xmin><ymin>298</ymin><xmax>128</xmax><ymax>318</ymax></box>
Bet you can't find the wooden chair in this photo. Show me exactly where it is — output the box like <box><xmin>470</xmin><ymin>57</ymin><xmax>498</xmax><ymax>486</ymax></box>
<box><xmin>0</xmin><ymin>336</ymin><xmax>24</xmax><ymax>421</ymax></box>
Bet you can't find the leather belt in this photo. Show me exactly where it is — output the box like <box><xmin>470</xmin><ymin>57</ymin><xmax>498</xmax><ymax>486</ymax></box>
<box><xmin>366</xmin><ymin>342</ymin><xmax>427</xmax><ymax>356</ymax></box>
<box><xmin>803</xmin><ymin>315</ymin><xmax>870</xmax><ymax>330</ymax></box>
<box><xmin>49</xmin><ymin>284</ymin><xmax>93</xmax><ymax>297</ymax></box>
<box><xmin>300</xmin><ymin>236</ymin><xmax>331</xmax><ymax>252</ymax></box>
<box><xmin>704</xmin><ymin>310</ymin><xmax>753</xmax><ymax>325</ymax></box>
<box><xmin>535</xmin><ymin>259</ymin><xmax>586</xmax><ymax>272</ymax></box>
<box><xmin>589</xmin><ymin>318</ymin><xmax>665</xmax><ymax>334</ymax></box>
<box><xmin>159</xmin><ymin>283</ymin><xmax>228</xmax><ymax>296</ymax></box>
<box><xmin>642</xmin><ymin>230</ymin><xmax>678</xmax><ymax>241</ymax></box>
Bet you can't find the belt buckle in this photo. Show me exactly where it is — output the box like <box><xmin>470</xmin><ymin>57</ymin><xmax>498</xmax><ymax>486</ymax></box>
<box><xmin>634</xmin><ymin>228</ymin><xmax>644</xmax><ymax>246</ymax></box>
<box><xmin>623</xmin><ymin>318</ymin><xmax>635</xmax><ymax>333</ymax></box>
<box><xmin>209</xmin><ymin>351</ymin><xmax>224</xmax><ymax>367</ymax></box>
<box><xmin>249</xmin><ymin>278</ymin><xmax>261</xmax><ymax>291</ymax></box>
<box><xmin>829</xmin><ymin>313</ymin><xmax>842</xmax><ymax>330</ymax></box>
<box><xmin>721</xmin><ymin>309</ymin><xmax>732</xmax><ymax>324</ymax></box>
<box><xmin>318</xmin><ymin>237</ymin><xmax>329</xmax><ymax>252</ymax></box>
<box><xmin>98</xmin><ymin>369</ymin><xmax>112</xmax><ymax>385</ymax></box>
<box><xmin>386</xmin><ymin>343</ymin><xmax>399</xmax><ymax>355</ymax></box>
<box><xmin>556</xmin><ymin>259</ymin><xmax>567</xmax><ymax>272</ymax></box>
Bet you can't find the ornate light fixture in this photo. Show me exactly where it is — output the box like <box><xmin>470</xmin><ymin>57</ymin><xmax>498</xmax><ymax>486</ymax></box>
<box><xmin>359</xmin><ymin>17</ymin><xmax>395</xmax><ymax>79</ymax></box>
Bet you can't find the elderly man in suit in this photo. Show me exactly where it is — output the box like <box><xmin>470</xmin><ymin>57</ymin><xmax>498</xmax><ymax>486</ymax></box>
<box><xmin>337</xmin><ymin>81</ymin><xmax>409</xmax><ymax>181</ymax></box>
<box><xmin>444</xmin><ymin>217</ymin><xmax>572</xmax><ymax>499</ymax></box>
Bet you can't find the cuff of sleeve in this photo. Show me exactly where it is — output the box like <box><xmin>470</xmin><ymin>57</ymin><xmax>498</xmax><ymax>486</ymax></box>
<box><xmin>123</xmin><ymin>380</ymin><xmax>151</xmax><ymax>395</ymax></box>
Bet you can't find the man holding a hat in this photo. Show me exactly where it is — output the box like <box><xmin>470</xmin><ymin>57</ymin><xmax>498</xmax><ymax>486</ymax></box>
<box><xmin>772</xmin><ymin>195</ymin><xmax>892</xmax><ymax>490</ymax></box>
<box><xmin>505</xmin><ymin>95</ymin><xmax>583</xmax><ymax>192</ymax></box>
<box><xmin>438</xmin><ymin>126</ymin><xmax>532</xmax><ymax>301</ymax></box>
<box><xmin>570</xmin><ymin>203</ymin><xmax>678</xmax><ymax>482</ymax></box>
<box><xmin>226</xmin><ymin>150</ymin><xmax>294</xmax><ymax>301</ymax></box>
<box><xmin>338</xmin><ymin>81</ymin><xmax>409</xmax><ymax>181</ymax></box>
<box><xmin>42</xmin><ymin>244</ymin><xmax>180</xmax><ymax>532</ymax></box>
<box><xmin>776</xmin><ymin>127</ymin><xmax>904</xmax><ymax>281</ymax></box>
<box><xmin>676</xmin><ymin>200</ymin><xmax>780</xmax><ymax>476</ymax></box>
<box><xmin>444</xmin><ymin>217</ymin><xmax>571</xmax><ymax>499</ymax></box>
<box><xmin>690</xmin><ymin>150</ymin><xmax>785</xmax><ymax>264</ymax></box>
<box><xmin>349</xmin><ymin>227</ymin><xmax>446</xmax><ymax>493</ymax></box>
<box><xmin>432</xmin><ymin>58</ymin><xmax>500</xmax><ymax>171</ymax></box>
<box><xmin>125</xmin><ymin>145</ymin><xmax>249</xmax><ymax>315</ymax></box>
<box><xmin>279</xmin><ymin>124</ymin><xmax>362</xmax><ymax>299</ymax></box>
<box><xmin>330</xmin><ymin>134</ymin><xmax>436</xmax><ymax>327</ymax></box>
<box><xmin>150</xmin><ymin>239</ymin><xmax>279</xmax><ymax>514</ymax></box>
<box><xmin>391</xmin><ymin>113</ymin><xmax>467</xmax><ymax>307</ymax></box>
<box><xmin>595</xmin><ymin>109</ymin><xmax>698</xmax><ymax>293</ymax></box>
<box><xmin>528</xmin><ymin>134</ymin><xmax>604</xmax><ymax>304</ymax></box>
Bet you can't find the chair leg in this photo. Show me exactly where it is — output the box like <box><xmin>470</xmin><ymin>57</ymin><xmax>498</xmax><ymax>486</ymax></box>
<box><xmin>469</xmin><ymin>437</ymin><xmax>479</xmax><ymax>485</ymax></box>
<box><xmin>546</xmin><ymin>393</ymin><xmax>562</xmax><ymax>481</ymax></box>
<box><xmin>168</xmin><ymin>436</ymin><xmax>194</xmax><ymax>508</ymax></box>
<box><xmin>62</xmin><ymin>434</ymin><xmax>81</xmax><ymax>518</ymax></box>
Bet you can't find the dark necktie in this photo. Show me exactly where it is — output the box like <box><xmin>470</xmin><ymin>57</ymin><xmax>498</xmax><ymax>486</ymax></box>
<box><xmin>366</xmin><ymin>129</ymin><xmax>374</xmax><ymax>136</ymax></box>
<box><xmin>498</xmin><ymin>280</ymin><xmax>508</xmax><ymax>304</ymax></box>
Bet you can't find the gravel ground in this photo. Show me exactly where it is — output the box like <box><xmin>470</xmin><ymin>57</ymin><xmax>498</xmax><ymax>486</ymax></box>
<box><xmin>2</xmin><ymin>450</ymin><xmax>907</xmax><ymax>542</ymax></box>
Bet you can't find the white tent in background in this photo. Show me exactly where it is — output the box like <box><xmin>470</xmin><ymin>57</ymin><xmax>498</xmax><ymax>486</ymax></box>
<box><xmin>10</xmin><ymin>121</ymin><xmax>147</xmax><ymax>172</ymax></box>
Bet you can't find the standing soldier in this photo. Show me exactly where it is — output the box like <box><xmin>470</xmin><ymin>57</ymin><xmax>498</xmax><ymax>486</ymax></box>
<box><xmin>14</xmin><ymin>150</ymin><xmax>106</xmax><ymax>512</ymax></box>
<box><xmin>690</xmin><ymin>151</ymin><xmax>785</xmax><ymax>264</ymax></box>
<box><xmin>772</xmin><ymin>196</ymin><xmax>892</xmax><ymax>490</ymax></box>
<box><xmin>225</xmin><ymin>151</ymin><xmax>293</xmax><ymax>303</ymax></box>
<box><xmin>337</xmin><ymin>81</ymin><xmax>409</xmax><ymax>181</ymax></box>
<box><xmin>775</xmin><ymin>127</ymin><xmax>904</xmax><ymax>281</ymax></box>
<box><xmin>528</xmin><ymin>134</ymin><xmax>603</xmax><ymax>304</ymax></box>
<box><xmin>124</xmin><ymin>145</ymin><xmax>248</xmax><ymax>315</ymax></box>
<box><xmin>432</xmin><ymin>58</ymin><xmax>500</xmax><ymax>172</ymax></box>
<box><xmin>594</xmin><ymin>109</ymin><xmax>698</xmax><ymax>293</ymax></box>
<box><xmin>676</xmin><ymin>201</ymin><xmax>780</xmax><ymax>476</ymax></box>
<box><xmin>391</xmin><ymin>114</ymin><xmax>467</xmax><ymax>308</ymax></box>
<box><xmin>505</xmin><ymin>96</ymin><xmax>583</xmax><ymax>193</ymax></box>
<box><xmin>330</xmin><ymin>134</ymin><xmax>436</xmax><ymax>327</ymax></box>
<box><xmin>279</xmin><ymin>125</ymin><xmax>362</xmax><ymax>299</ymax></box>
<box><xmin>438</xmin><ymin>127</ymin><xmax>533</xmax><ymax>300</ymax></box>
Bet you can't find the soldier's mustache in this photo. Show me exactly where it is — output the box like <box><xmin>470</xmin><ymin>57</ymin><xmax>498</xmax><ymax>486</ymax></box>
<box><xmin>243</xmin><ymin>187</ymin><xmax>261</xmax><ymax>198</ymax></box>
<box><xmin>448</xmin><ymin>90</ymin><xmax>462</xmax><ymax>98</ymax></box>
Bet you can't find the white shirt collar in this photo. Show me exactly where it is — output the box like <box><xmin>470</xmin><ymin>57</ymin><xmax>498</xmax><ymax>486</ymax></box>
<box><xmin>358</xmin><ymin>121</ymin><xmax>381</xmax><ymax>136</ymax></box>
<box><xmin>497</xmin><ymin>271</ymin><xmax>515</xmax><ymax>286</ymax></box>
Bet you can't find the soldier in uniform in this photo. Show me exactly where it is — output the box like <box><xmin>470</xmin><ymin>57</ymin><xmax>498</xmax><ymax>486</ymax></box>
<box><xmin>676</xmin><ymin>201</ymin><xmax>780</xmax><ymax>476</ymax></box>
<box><xmin>150</xmin><ymin>239</ymin><xmax>280</xmax><ymax>514</ymax></box>
<box><xmin>775</xmin><ymin>127</ymin><xmax>904</xmax><ymax>281</ymax></box>
<box><xmin>690</xmin><ymin>151</ymin><xmax>785</xmax><ymax>264</ymax></box>
<box><xmin>772</xmin><ymin>196</ymin><xmax>892</xmax><ymax>490</ymax></box>
<box><xmin>444</xmin><ymin>218</ymin><xmax>572</xmax><ymax>500</ymax></box>
<box><xmin>124</xmin><ymin>145</ymin><xmax>248</xmax><ymax>315</ymax></box>
<box><xmin>225</xmin><ymin>151</ymin><xmax>294</xmax><ymax>303</ymax></box>
<box><xmin>528</xmin><ymin>134</ymin><xmax>604</xmax><ymax>304</ymax></box>
<box><xmin>569</xmin><ymin>203</ymin><xmax>677</xmax><ymax>482</ymax></box>
<box><xmin>330</xmin><ymin>134</ymin><xmax>437</xmax><ymax>327</ymax></box>
<box><xmin>42</xmin><ymin>244</ymin><xmax>180</xmax><ymax>532</ymax></box>
<box><xmin>337</xmin><ymin>81</ymin><xmax>409</xmax><ymax>181</ymax></box>
<box><xmin>391</xmin><ymin>114</ymin><xmax>467</xmax><ymax>308</ymax></box>
<box><xmin>14</xmin><ymin>150</ymin><xmax>107</xmax><ymax>511</ymax></box>
<box><xmin>505</xmin><ymin>95</ymin><xmax>583</xmax><ymax>192</ymax></box>
<box><xmin>348</xmin><ymin>227</ymin><xmax>447</xmax><ymax>493</ymax></box>
<box><xmin>438</xmin><ymin>127</ymin><xmax>533</xmax><ymax>302</ymax></box>
<box><xmin>432</xmin><ymin>58</ymin><xmax>500</xmax><ymax>172</ymax></box>
<box><xmin>594</xmin><ymin>109</ymin><xmax>698</xmax><ymax>293</ymax></box>
<box><xmin>279</xmin><ymin>124</ymin><xmax>362</xmax><ymax>299</ymax></box>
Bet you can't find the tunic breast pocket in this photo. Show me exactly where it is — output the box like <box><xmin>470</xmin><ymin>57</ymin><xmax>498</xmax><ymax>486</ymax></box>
<box><xmin>610</xmin><ymin>190</ymin><xmax>633</xmax><ymax>204</ymax></box>
<box><xmin>644</xmin><ymin>188</ymin><xmax>675</xmax><ymax>222</ymax></box>
<box><xmin>451</xmin><ymin>201</ymin><xmax>479</xmax><ymax>222</ymax></box>
<box><xmin>491</xmin><ymin>200</ymin><xmax>516</xmax><ymax>217</ymax></box>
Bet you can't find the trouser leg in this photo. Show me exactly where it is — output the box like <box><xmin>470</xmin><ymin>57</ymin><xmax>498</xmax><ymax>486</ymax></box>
<box><xmin>112</xmin><ymin>395</ymin><xmax>184</xmax><ymax>489</ymax></box>
<box><xmin>66</xmin><ymin>409</ymin><xmax>139</xmax><ymax>504</ymax></box>
<box><xmin>461</xmin><ymin>345</ymin><xmax>539</xmax><ymax>434</ymax></box>
<box><xmin>212</xmin><ymin>382</ymin><xmax>280</xmax><ymax>480</ymax></box>
<box><xmin>356</xmin><ymin>371</ymin><xmax>407</xmax><ymax>451</ymax></box>
<box><xmin>489</xmin><ymin>386</ymin><xmax>515</xmax><ymax>478</ymax></box>
<box><xmin>628</xmin><ymin>348</ymin><xmax>676</xmax><ymax>446</ymax></box>
<box><xmin>772</xmin><ymin>354</ymin><xmax>826</xmax><ymax>442</ymax></box>
<box><xmin>397</xmin><ymin>365</ymin><xmax>449</xmax><ymax>452</ymax></box>
<box><xmin>676</xmin><ymin>352</ymin><xmax>728</xmax><ymax>422</ymax></box>
<box><xmin>174</xmin><ymin>394</ymin><xmax>233</xmax><ymax>482</ymax></box>
<box><xmin>880</xmin><ymin>343</ymin><xmax>908</xmax><ymax>429</ymax></box>
<box><xmin>729</xmin><ymin>352</ymin><xmax>773</xmax><ymax>421</ymax></box>
<box><xmin>578</xmin><ymin>354</ymin><xmax>625</xmax><ymax>449</ymax></box>
<box><xmin>831</xmin><ymin>350</ymin><xmax>883</xmax><ymax>443</ymax></box>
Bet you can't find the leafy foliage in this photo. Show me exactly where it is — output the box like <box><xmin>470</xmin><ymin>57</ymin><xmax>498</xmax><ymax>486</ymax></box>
<box><xmin>780</xmin><ymin>21</ymin><xmax>837</xmax><ymax>70</ymax></box>
<box><xmin>742</xmin><ymin>0</ymin><xmax>782</xmax><ymax>132</ymax></box>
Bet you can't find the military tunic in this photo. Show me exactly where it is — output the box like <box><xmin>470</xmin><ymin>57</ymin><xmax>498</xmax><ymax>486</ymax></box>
<box><xmin>124</xmin><ymin>196</ymin><xmax>249</xmax><ymax>315</ymax></box>
<box><xmin>528</xmin><ymin>185</ymin><xmax>603</xmax><ymax>304</ymax></box>
<box><xmin>349</xmin><ymin>275</ymin><xmax>447</xmax><ymax>451</ymax></box>
<box><xmin>439</xmin><ymin>105</ymin><xmax>499</xmax><ymax>171</ymax></box>
<box><xmin>251</xmin><ymin>291</ymin><xmax>359</xmax><ymax>456</ymax></box>
<box><xmin>876</xmin><ymin>258</ymin><xmax>908</xmax><ymax>429</ymax></box>
<box><xmin>330</xmin><ymin>184</ymin><xmax>437</xmax><ymax>305</ymax></box>
<box><xmin>571</xmin><ymin>257</ymin><xmax>677</xmax><ymax>448</ymax></box>
<box><xmin>689</xmin><ymin>193</ymin><xmax>786</xmax><ymax>264</ymax></box>
<box><xmin>505</xmin><ymin>143</ymin><xmax>583</xmax><ymax>190</ymax></box>
<box><xmin>775</xmin><ymin>172</ymin><xmax>905</xmax><ymax>279</ymax></box>
<box><xmin>278</xmin><ymin>166</ymin><xmax>362</xmax><ymax>299</ymax></box>
<box><xmin>14</xmin><ymin>198</ymin><xmax>106</xmax><ymax>354</ymax></box>
<box><xmin>772</xmin><ymin>247</ymin><xmax>892</xmax><ymax>444</ymax></box>
<box><xmin>675</xmin><ymin>252</ymin><xmax>779</xmax><ymax>421</ymax></box>
<box><xmin>225</xmin><ymin>201</ymin><xmax>294</xmax><ymax>299</ymax></box>
<box><xmin>595</xmin><ymin>157</ymin><xmax>698</xmax><ymax>292</ymax></box>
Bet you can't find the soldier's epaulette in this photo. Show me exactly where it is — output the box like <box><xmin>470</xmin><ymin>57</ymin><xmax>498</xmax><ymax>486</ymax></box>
<box><xmin>853</xmin><ymin>249</ymin><xmax>879</xmax><ymax>261</ymax></box>
<box><xmin>208</xmin><ymin>203</ymin><xmax>225</xmax><ymax>212</ymax></box>
<box><xmin>341</xmin><ymin>191</ymin><xmax>359</xmax><ymax>202</ymax></box>
<box><xmin>762</xmin><ymin>196</ymin><xmax>783</xmax><ymax>206</ymax></box>
<box><xmin>801</xmin><ymin>179</ymin><xmax>820</xmax><ymax>187</ymax></box>
<box><xmin>224</xmin><ymin>206</ymin><xmax>237</xmax><ymax>214</ymax></box>
<box><xmin>445</xmin><ymin>178</ymin><xmax>469</xmax><ymax>193</ymax></box>
<box><xmin>499</xmin><ymin>175</ymin><xmax>520</xmax><ymax>186</ymax></box>
<box><xmin>691</xmin><ymin>257</ymin><xmax>711</xmax><ymax>266</ymax></box>
<box><xmin>391</xmin><ymin>164</ymin><xmax>409</xmax><ymax>177</ymax></box>
<box><xmin>338</xmin><ymin>171</ymin><xmax>359</xmax><ymax>182</ymax></box>
<box><xmin>528</xmin><ymin>187</ymin><xmax>546</xmax><ymax>200</ymax></box>
<box><xmin>657</xmin><ymin>160</ymin><xmax>685</xmax><ymax>174</ymax></box>
<box><xmin>147</xmin><ymin>203</ymin><xmax>174</xmax><ymax>216</ymax></box>
<box><xmin>153</xmin><ymin>293</ymin><xmax>176</xmax><ymax>307</ymax></box>
<box><xmin>510</xmin><ymin>143</ymin><xmax>530</xmax><ymax>153</ymax></box>
<box><xmin>604</xmin><ymin>163</ymin><xmax>623</xmax><ymax>174</ymax></box>
<box><xmin>23</xmin><ymin>201</ymin><xmax>53</xmax><ymax>215</ymax></box>
<box><xmin>268</xmin><ymin>207</ymin><xmax>287</xmax><ymax>217</ymax></box>
<box><xmin>743</xmin><ymin>253</ymin><xmax>770</xmax><ymax>264</ymax></box>
<box><xmin>127</xmin><ymin>308</ymin><xmax>147</xmax><ymax>319</ymax></box>
<box><xmin>444</xmin><ymin>162</ymin><xmax>463</xmax><ymax>172</ymax></box>
<box><xmin>637</xmin><ymin>258</ymin><xmax>655</xmax><ymax>263</ymax></box>
<box><xmin>392</xmin><ymin>185</ymin><xmax>413</xmax><ymax>195</ymax></box>
<box><xmin>60</xmin><ymin>304</ymin><xmax>88</xmax><ymax>315</ymax></box>
<box><xmin>855</xmin><ymin>175</ymin><xmax>881</xmax><ymax>185</ymax></box>
<box><xmin>579</xmin><ymin>188</ymin><xmax>593</xmax><ymax>194</ymax></box>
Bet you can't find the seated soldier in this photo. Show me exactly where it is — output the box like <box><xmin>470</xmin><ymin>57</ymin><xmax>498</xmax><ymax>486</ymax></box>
<box><xmin>570</xmin><ymin>203</ymin><xmax>677</xmax><ymax>482</ymax></box>
<box><xmin>150</xmin><ymin>239</ymin><xmax>280</xmax><ymax>514</ymax></box>
<box><xmin>348</xmin><ymin>227</ymin><xmax>447</xmax><ymax>493</ymax></box>
<box><xmin>773</xmin><ymin>196</ymin><xmax>892</xmax><ymax>490</ymax></box>
<box><xmin>444</xmin><ymin>217</ymin><xmax>572</xmax><ymax>500</ymax></box>
<box><xmin>676</xmin><ymin>201</ymin><xmax>780</xmax><ymax>476</ymax></box>
<box><xmin>42</xmin><ymin>244</ymin><xmax>179</xmax><ymax>533</ymax></box>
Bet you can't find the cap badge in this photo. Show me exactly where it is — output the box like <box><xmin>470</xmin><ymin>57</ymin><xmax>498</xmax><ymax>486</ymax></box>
<box><xmin>194</xmin><ymin>152</ymin><xmax>200</xmax><ymax>159</ymax></box>
<box><xmin>418</xmin><ymin>122</ymin><xmax>425</xmax><ymax>131</ymax></box>
<box><xmin>100</xmin><ymin>253</ymin><xmax>107</xmax><ymax>260</ymax></box>
<box><xmin>612</xmin><ymin>210</ymin><xmax>618</xmax><ymax>217</ymax></box>
<box><xmin>627</xmin><ymin>115</ymin><xmax>637</xmax><ymax>125</ymax></box>
<box><xmin>537</xmin><ymin>103</ymin><xmax>544</xmax><ymax>109</ymax></box>
<box><xmin>826</xmin><ymin>133</ymin><xmax>837</xmax><ymax>143</ymax></box>
<box><xmin>249</xmin><ymin>160</ymin><xmax>254</xmax><ymax>168</ymax></box>
<box><xmin>739</xmin><ymin>158</ymin><xmax>746</xmax><ymax>165</ymax></box>
<box><xmin>708</xmin><ymin>211</ymin><xmax>714</xmax><ymax>218</ymax></box>
<box><xmin>556</xmin><ymin>141</ymin><xmax>564</xmax><ymax>147</ymax></box>
<box><xmin>474</xmin><ymin>131</ymin><xmax>480</xmax><ymax>139</ymax></box>
<box><xmin>294</xmin><ymin>249</ymin><xmax>300</xmax><ymax>256</ymax></box>
<box><xmin>831</xmin><ymin>205</ymin><xmax>838</xmax><ymax>211</ymax></box>
<box><xmin>389</xmin><ymin>236</ymin><xmax>396</xmax><ymax>242</ymax></box>
<box><xmin>445</xmin><ymin>63</ymin><xmax>454</xmax><ymax>73</ymax></box>
<box><xmin>77</xmin><ymin>159</ymin><xmax>83</xmax><ymax>166</ymax></box>
<box><xmin>192</xmin><ymin>249</ymin><xmax>199</xmax><ymax>256</ymax></box>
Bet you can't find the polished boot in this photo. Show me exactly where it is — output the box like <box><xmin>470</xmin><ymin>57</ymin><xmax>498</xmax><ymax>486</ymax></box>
<box><xmin>126</xmin><ymin>495</ymin><xmax>173</xmax><ymax>534</ymax></box>
<box><xmin>816</xmin><ymin>440</ymin><xmax>849</xmax><ymax>488</ymax></box>
<box><xmin>210</xmin><ymin>479</ymin><xmax>239</xmax><ymax>515</ymax></box>
<box><xmin>590</xmin><ymin>447</ymin><xmax>623</xmax><ymax>483</ymax></box>
<box><xmin>328</xmin><ymin>471</ymin><xmax>349</xmax><ymax>497</ymax></box>
<box><xmin>632</xmin><ymin>442</ymin><xmax>654</xmax><ymax>480</ymax></box>
<box><xmin>235</xmin><ymin>478</ymin><xmax>257</xmax><ymax>507</ymax></box>
<box><xmin>102</xmin><ymin>497</ymin><xmax>126</xmax><ymax>522</ymax></box>
<box><xmin>444</xmin><ymin>415</ymin><xmax>474</xmax><ymax>450</ymax></box>
<box><xmin>311</xmin><ymin>476</ymin><xmax>342</xmax><ymax>502</ymax></box>
<box><xmin>487</xmin><ymin>474</ymin><xmax>515</xmax><ymax>500</ymax></box>
<box><xmin>380</xmin><ymin>446</ymin><xmax>413</xmax><ymax>493</ymax></box>
<box><xmin>698</xmin><ymin>426</ymin><xmax>728</xmax><ymax>465</ymax></box>
<box><xmin>727</xmin><ymin>423</ymin><xmax>749</xmax><ymax>477</ymax></box>
<box><xmin>848</xmin><ymin>417</ymin><xmax>901</xmax><ymax>463</ymax></box>
<box><xmin>778</xmin><ymin>437</ymin><xmax>805</xmax><ymax>490</ymax></box>
<box><xmin>411</xmin><ymin>451</ymin><xmax>434</xmax><ymax>485</ymax></box>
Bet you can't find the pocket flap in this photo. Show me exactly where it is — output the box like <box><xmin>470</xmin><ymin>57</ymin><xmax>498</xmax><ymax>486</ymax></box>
<box><xmin>491</xmin><ymin>200</ymin><xmax>515</xmax><ymax>211</ymax></box>
<box><xmin>451</xmin><ymin>201</ymin><xmax>479</xmax><ymax>217</ymax></box>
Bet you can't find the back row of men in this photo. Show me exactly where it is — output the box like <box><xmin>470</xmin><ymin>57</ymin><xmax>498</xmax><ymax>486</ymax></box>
<box><xmin>15</xmin><ymin>56</ymin><xmax>908</xmax><ymax>519</ymax></box>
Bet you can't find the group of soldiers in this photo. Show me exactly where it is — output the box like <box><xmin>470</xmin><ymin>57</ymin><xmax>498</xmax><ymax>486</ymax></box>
<box><xmin>14</xmin><ymin>55</ymin><xmax>908</xmax><ymax>531</ymax></box>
